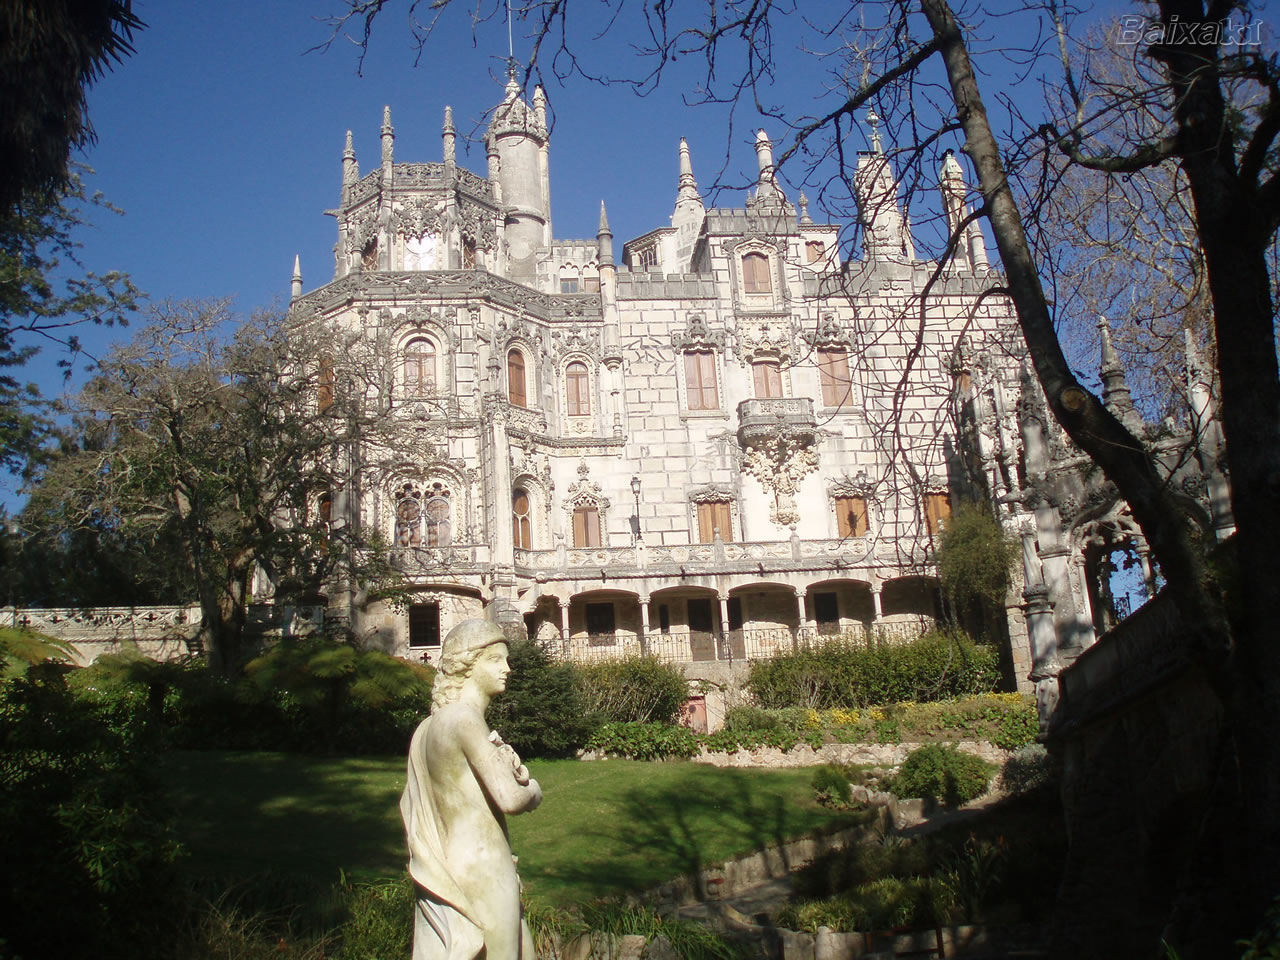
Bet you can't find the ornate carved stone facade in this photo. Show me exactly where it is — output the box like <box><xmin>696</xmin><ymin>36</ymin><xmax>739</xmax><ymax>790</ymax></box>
<box><xmin>283</xmin><ymin>82</ymin><xmax>1231</xmax><ymax>707</ymax></box>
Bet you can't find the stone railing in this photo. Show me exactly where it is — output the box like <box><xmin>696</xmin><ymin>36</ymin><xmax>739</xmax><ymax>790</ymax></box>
<box><xmin>736</xmin><ymin>397</ymin><xmax>817</xmax><ymax>444</ymax></box>
<box><xmin>514</xmin><ymin>537</ymin><xmax>890</xmax><ymax>576</ymax></box>
<box><xmin>388</xmin><ymin>545</ymin><xmax>491</xmax><ymax>576</ymax></box>
<box><xmin>543</xmin><ymin>622</ymin><xmax>933</xmax><ymax>665</ymax></box>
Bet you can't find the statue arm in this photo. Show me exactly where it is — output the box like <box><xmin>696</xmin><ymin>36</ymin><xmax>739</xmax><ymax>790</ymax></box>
<box><xmin>457</xmin><ymin>712</ymin><xmax>543</xmax><ymax>814</ymax></box>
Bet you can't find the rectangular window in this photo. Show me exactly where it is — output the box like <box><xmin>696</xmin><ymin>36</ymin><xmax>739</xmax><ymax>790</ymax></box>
<box><xmin>835</xmin><ymin>496</ymin><xmax>868</xmax><ymax>538</ymax></box>
<box><xmin>727</xmin><ymin>596</ymin><xmax>744</xmax><ymax>631</ymax></box>
<box><xmin>585</xmin><ymin>602</ymin><xmax>616</xmax><ymax>637</ymax></box>
<box><xmin>752</xmin><ymin>361</ymin><xmax>783</xmax><ymax>398</ymax></box>
<box><xmin>696</xmin><ymin>501</ymin><xmax>733</xmax><ymax>543</ymax></box>
<box><xmin>572</xmin><ymin>506</ymin><xmax>602</xmax><ymax>548</ymax></box>
<box><xmin>658</xmin><ymin>604</ymin><xmax>671</xmax><ymax>634</ymax></box>
<box><xmin>408</xmin><ymin>603</ymin><xmax>441</xmax><ymax>648</ymax></box>
<box><xmin>560</xmin><ymin>279</ymin><xmax>580</xmax><ymax>293</ymax></box>
<box><xmin>584</xmin><ymin>276</ymin><xmax>600</xmax><ymax>293</ymax></box>
<box><xmin>818</xmin><ymin>348</ymin><xmax>852</xmax><ymax>408</ymax></box>
<box><xmin>925</xmin><ymin>493</ymin><xmax>952</xmax><ymax>535</ymax></box>
<box><xmin>317</xmin><ymin>357</ymin><xmax>335</xmax><ymax>413</ymax></box>
<box><xmin>684</xmin><ymin>351</ymin><xmax>719</xmax><ymax>410</ymax></box>
<box><xmin>687</xmin><ymin>598</ymin><xmax>714</xmax><ymax>634</ymax></box>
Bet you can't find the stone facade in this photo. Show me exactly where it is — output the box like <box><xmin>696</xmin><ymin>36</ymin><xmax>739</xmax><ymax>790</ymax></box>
<box><xmin>282</xmin><ymin>79</ymin><xmax>1230</xmax><ymax>706</ymax></box>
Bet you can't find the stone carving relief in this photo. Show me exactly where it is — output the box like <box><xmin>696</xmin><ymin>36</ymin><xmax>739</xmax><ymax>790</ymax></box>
<box><xmin>457</xmin><ymin>201</ymin><xmax>499</xmax><ymax>251</ymax></box>
<box><xmin>801</xmin><ymin>314</ymin><xmax>850</xmax><ymax>349</ymax></box>
<box><xmin>670</xmin><ymin>313</ymin><xmax>727</xmax><ymax>352</ymax></box>
<box><xmin>390</xmin><ymin>196</ymin><xmax>446</xmax><ymax>240</ymax></box>
<box><xmin>737</xmin><ymin>316</ymin><xmax>799</xmax><ymax>364</ymax></box>
<box><xmin>550</xmin><ymin>325</ymin><xmax>600</xmax><ymax>361</ymax></box>
<box><xmin>741</xmin><ymin>428</ymin><xmax>820</xmax><ymax>528</ymax></box>
<box><xmin>344</xmin><ymin>203</ymin><xmax>379</xmax><ymax>255</ymax></box>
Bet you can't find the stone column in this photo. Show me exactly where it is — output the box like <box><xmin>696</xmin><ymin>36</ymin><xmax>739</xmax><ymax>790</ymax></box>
<box><xmin>1022</xmin><ymin>532</ymin><xmax>1062</xmax><ymax>728</ymax></box>
<box><xmin>718</xmin><ymin>593</ymin><xmax>731</xmax><ymax>660</ymax></box>
<box><xmin>639</xmin><ymin>596</ymin><xmax>651</xmax><ymax>655</ymax></box>
<box><xmin>488</xmin><ymin>400</ymin><xmax>516</xmax><ymax>600</ymax></box>
<box><xmin>558</xmin><ymin>599</ymin><xmax>570</xmax><ymax>654</ymax></box>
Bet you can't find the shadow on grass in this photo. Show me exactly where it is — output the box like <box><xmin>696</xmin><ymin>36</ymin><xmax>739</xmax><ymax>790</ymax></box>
<box><xmin>162</xmin><ymin>750</ymin><xmax>408</xmax><ymax>883</ymax></box>
<box><xmin>521</xmin><ymin>767</ymin><xmax>865</xmax><ymax>903</ymax></box>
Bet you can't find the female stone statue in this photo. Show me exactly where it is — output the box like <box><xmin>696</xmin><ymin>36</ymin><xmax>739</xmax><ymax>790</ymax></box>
<box><xmin>401</xmin><ymin>620</ymin><xmax>543</xmax><ymax>960</ymax></box>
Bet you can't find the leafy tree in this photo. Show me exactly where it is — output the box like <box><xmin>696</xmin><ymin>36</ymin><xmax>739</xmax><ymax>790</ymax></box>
<box><xmin>936</xmin><ymin>502</ymin><xmax>1016</xmax><ymax>635</ymax></box>
<box><xmin>33</xmin><ymin>300</ymin><xmax>411</xmax><ymax>673</ymax></box>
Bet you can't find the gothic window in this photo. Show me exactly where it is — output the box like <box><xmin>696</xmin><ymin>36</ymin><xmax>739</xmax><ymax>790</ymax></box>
<box><xmin>463</xmin><ymin>238</ymin><xmax>477</xmax><ymax>268</ymax></box>
<box><xmin>317</xmin><ymin>355</ymin><xmax>335</xmax><ymax>413</ymax></box>
<box><xmin>560</xmin><ymin>278</ymin><xmax>580</xmax><ymax>293</ymax></box>
<box><xmin>752</xmin><ymin>360</ymin><xmax>783</xmax><ymax>399</ymax></box>
<box><xmin>696</xmin><ymin>500</ymin><xmax>734</xmax><ymax>543</ymax></box>
<box><xmin>684</xmin><ymin>351</ymin><xmax>719</xmax><ymax>411</ymax></box>
<box><xmin>565</xmin><ymin>361</ymin><xmax>590</xmax><ymax>416</ymax></box>
<box><xmin>742</xmin><ymin>252</ymin><xmax>772</xmax><ymax>295</ymax></box>
<box><xmin>424</xmin><ymin>485</ymin><xmax>452</xmax><ymax>547</ymax></box>
<box><xmin>925</xmin><ymin>493</ymin><xmax>952</xmax><ymax>535</ymax></box>
<box><xmin>408</xmin><ymin>603</ymin><xmax>441</xmax><ymax>648</ymax></box>
<box><xmin>512</xmin><ymin>488</ymin><xmax>532</xmax><ymax>549</ymax></box>
<box><xmin>317</xmin><ymin>491</ymin><xmax>333</xmax><ymax>528</ymax></box>
<box><xmin>835</xmin><ymin>496</ymin><xmax>868</xmax><ymax>538</ymax></box>
<box><xmin>507</xmin><ymin>349</ymin><xmax>527</xmax><ymax>407</ymax></box>
<box><xmin>805</xmin><ymin>241</ymin><xmax>826</xmax><ymax>263</ymax></box>
<box><xmin>637</xmin><ymin>246</ymin><xmax>657</xmax><ymax>271</ymax></box>
<box><xmin>572</xmin><ymin>506</ymin><xmax>602</xmax><ymax>548</ymax></box>
<box><xmin>395</xmin><ymin>485</ymin><xmax>423</xmax><ymax>547</ymax></box>
<box><xmin>818</xmin><ymin>347</ymin><xmax>853</xmax><ymax>407</ymax></box>
<box><xmin>404</xmin><ymin>338</ymin><xmax>436</xmax><ymax>396</ymax></box>
<box><xmin>361</xmin><ymin>238</ymin><xmax>378</xmax><ymax>271</ymax></box>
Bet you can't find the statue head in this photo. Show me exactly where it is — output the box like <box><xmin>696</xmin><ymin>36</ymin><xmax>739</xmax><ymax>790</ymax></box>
<box><xmin>431</xmin><ymin>618</ymin><xmax>508</xmax><ymax>711</ymax></box>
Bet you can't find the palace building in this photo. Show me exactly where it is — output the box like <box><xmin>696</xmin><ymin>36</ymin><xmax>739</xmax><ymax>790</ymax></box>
<box><xmin>279</xmin><ymin>76</ymin><xmax>1231</xmax><ymax>720</ymax></box>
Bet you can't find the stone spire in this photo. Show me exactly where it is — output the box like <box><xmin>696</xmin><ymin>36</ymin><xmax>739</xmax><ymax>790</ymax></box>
<box><xmin>342</xmin><ymin>130</ymin><xmax>358</xmax><ymax>188</ymax></box>
<box><xmin>798</xmin><ymin>192</ymin><xmax>812</xmax><ymax>225</ymax></box>
<box><xmin>677</xmin><ymin>138</ymin><xmax>701</xmax><ymax>204</ymax></box>
<box><xmin>1097</xmin><ymin>317</ymin><xmax>1141</xmax><ymax>431</ymax></box>
<box><xmin>380</xmin><ymin>106</ymin><xmax>395</xmax><ymax>165</ymax></box>
<box><xmin>597</xmin><ymin>201</ymin><xmax>614</xmax><ymax>266</ymax></box>
<box><xmin>291</xmin><ymin>254</ymin><xmax>302</xmax><ymax>301</ymax></box>
<box><xmin>855</xmin><ymin>109</ymin><xmax>907</xmax><ymax>260</ymax></box>
<box><xmin>532</xmin><ymin>85</ymin><xmax>548</xmax><ymax>129</ymax></box>
<box><xmin>938</xmin><ymin>148</ymin><xmax>987</xmax><ymax>271</ymax></box>
<box><xmin>486</xmin><ymin>68</ymin><xmax>551</xmax><ymax>284</ymax></box>
<box><xmin>442</xmin><ymin>106</ymin><xmax>456</xmax><ymax>166</ymax></box>
<box><xmin>753</xmin><ymin>129</ymin><xmax>783</xmax><ymax>202</ymax></box>
<box><xmin>867</xmin><ymin>107</ymin><xmax>884</xmax><ymax>154</ymax></box>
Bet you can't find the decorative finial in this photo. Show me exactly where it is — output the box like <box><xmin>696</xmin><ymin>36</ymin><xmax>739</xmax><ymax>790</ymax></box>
<box><xmin>597</xmin><ymin>201</ymin><xmax>614</xmax><ymax>265</ymax></box>
<box><xmin>598</xmin><ymin>200</ymin><xmax>612</xmax><ymax>235</ymax></box>
<box><xmin>342</xmin><ymin>130</ymin><xmax>358</xmax><ymax>186</ymax></box>
<box><xmin>798</xmin><ymin>191</ymin><xmax>812</xmax><ymax>224</ymax></box>
<box><xmin>380</xmin><ymin>106</ymin><xmax>394</xmax><ymax>165</ymax></box>
<box><xmin>867</xmin><ymin>107</ymin><xmax>883</xmax><ymax>153</ymax></box>
<box><xmin>290</xmin><ymin>255</ymin><xmax>303</xmax><ymax>300</ymax></box>
<box><xmin>442</xmin><ymin>106</ymin><xmax>456</xmax><ymax>165</ymax></box>
<box><xmin>676</xmin><ymin>137</ymin><xmax>701</xmax><ymax>204</ymax></box>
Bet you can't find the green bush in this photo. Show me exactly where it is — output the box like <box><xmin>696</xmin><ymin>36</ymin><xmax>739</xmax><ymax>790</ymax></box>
<box><xmin>747</xmin><ymin>630</ymin><xmax>999</xmax><ymax>709</ymax></box>
<box><xmin>999</xmin><ymin>744</ymin><xmax>1056</xmax><ymax>796</ymax></box>
<box><xmin>811</xmin><ymin>763</ymin><xmax>861</xmax><ymax>809</ymax></box>
<box><xmin>701</xmin><ymin>724</ymin><xmax>824</xmax><ymax>753</ymax></box>
<box><xmin>0</xmin><ymin>664</ymin><xmax>185</xmax><ymax>959</ymax></box>
<box><xmin>487</xmin><ymin>639</ymin><xmax>597</xmax><ymax>759</ymax></box>
<box><xmin>585</xmin><ymin>721</ymin><xmax>700</xmax><ymax>760</ymax></box>
<box><xmin>993</xmin><ymin>699</ymin><xmax>1040</xmax><ymax>750</ymax></box>
<box><xmin>777</xmin><ymin>876</ymin><xmax>955</xmax><ymax>932</ymax></box>
<box><xmin>888</xmin><ymin>744</ymin><xmax>994</xmax><ymax>806</ymax></box>
<box><xmin>576</xmin><ymin>655</ymin><xmax>688</xmax><ymax>724</ymax></box>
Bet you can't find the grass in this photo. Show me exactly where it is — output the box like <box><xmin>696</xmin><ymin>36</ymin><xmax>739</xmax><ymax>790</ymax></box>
<box><xmin>160</xmin><ymin>751</ymin><xmax>869</xmax><ymax>907</ymax></box>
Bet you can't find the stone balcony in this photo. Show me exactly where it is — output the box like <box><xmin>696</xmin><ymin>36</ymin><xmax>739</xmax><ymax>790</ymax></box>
<box><xmin>736</xmin><ymin>397</ymin><xmax>817</xmax><ymax>446</ymax></box>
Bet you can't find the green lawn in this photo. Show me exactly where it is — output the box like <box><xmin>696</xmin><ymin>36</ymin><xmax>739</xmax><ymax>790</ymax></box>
<box><xmin>161</xmin><ymin>751</ymin><xmax>867</xmax><ymax>907</ymax></box>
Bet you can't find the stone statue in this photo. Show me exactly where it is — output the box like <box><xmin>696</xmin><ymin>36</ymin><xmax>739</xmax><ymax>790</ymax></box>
<box><xmin>401</xmin><ymin>620</ymin><xmax>543</xmax><ymax>960</ymax></box>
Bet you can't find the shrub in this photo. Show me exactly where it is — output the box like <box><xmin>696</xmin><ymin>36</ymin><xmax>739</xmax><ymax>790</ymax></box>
<box><xmin>811</xmin><ymin>763</ymin><xmax>861</xmax><ymax>808</ymax></box>
<box><xmin>487</xmin><ymin>640</ymin><xmax>596</xmax><ymax>759</ymax></box>
<box><xmin>936</xmin><ymin>504</ymin><xmax>1017</xmax><ymax>622</ymax></box>
<box><xmin>337</xmin><ymin>876</ymin><xmax>414</xmax><ymax>959</ymax></box>
<box><xmin>993</xmin><ymin>699</ymin><xmax>1040</xmax><ymax>750</ymax></box>
<box><xmin>576</xmin><ymin>655</ymin><xmax>688</xmax><ymax>724</ymax></box>
<box><xmin>888</xmin><ymin>744</ymin><xmax>994</xmax><ymax>806</ymax></box>
<box><xmin>777</xmin><ymin>876</ymin><xmax>955</xmax><ymax>932</ymax></box>
<box><xmin>746</xmin><ymin>631</ymin><xmax>999</xmax><ymax>710</ymax></box>
<box><xmin>999</xmin><ymin>744</ymin><xmax>1057</xmax><ymax>796</ymax></box>
<box><xmin>585</xmin><ymin>721</ymin><xmax>699</xmax><ymax>760</ymax></box>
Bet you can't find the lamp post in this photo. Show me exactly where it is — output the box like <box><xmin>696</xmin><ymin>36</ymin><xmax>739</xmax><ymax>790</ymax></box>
<box><xmin>630</xmin><ymin>476</ymin><xmax>642</xmax><ymax>543</ymax></box>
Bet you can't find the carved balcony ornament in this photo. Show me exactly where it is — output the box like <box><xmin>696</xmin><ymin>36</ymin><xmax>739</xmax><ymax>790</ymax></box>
<box><xmin>741</xmin><ymin>425</ymin><xmax>820</xmax><ymax>528</ymax></box>
<box><xmin>801</xmin><ymin>313</ymin><xmax>849</xmax><ymax>349</ymax></box>
<box><xmin>670</xmin><ymin>313</ymin><xmax>727</xmax><ymax>352</ymax></box>
<box><xmin>737</xmin><ymin>317</ymin><xmax>798</xmax><ymax>365</ymax></box>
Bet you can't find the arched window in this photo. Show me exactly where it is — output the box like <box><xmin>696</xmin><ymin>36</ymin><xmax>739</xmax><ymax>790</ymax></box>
<box><xmin>742</xmin><ymin>252</ymin><xmax>772</xmax><ymax>294</ymax></box>
<box><xmin>512</xmin><ymin>488</ymin><xmax>532</xmax><ymax>549</ymax></box>
<box><xmin>404</xmin><ymin>338</ymin><xmax>436</xmax><ymax>396</ymax></box>
<box><xmin>361</xmin><ymin>238</ymin><xmax>378</xmax><ymax>272</ymax></box>
<box><xmin>424</xmin><ymin>485</ymin><xmax>451</xmax><ymax>547</ymax></box>
<box><xmin>565</xmin><ymin>361</ymin><xmax>590</xmax><ymax>416</ymax></box>
<box><xmin>573</xmin><ymin>505</ymin><xmax>601</xmax><ymax>548</ymax></box>
<box><xmin>752</xmin><ymin>360</ymin><xmax>783</xmax><ymax>398</ymax></box>
<box><xmin>462</xmin><ymin>238</ymin><xmax>477</xmax><ymax>268</ymax></box>
<box><xmin>507</xmin><ymin>349</ymin><xmax>527</xmax><ymax>407</ymax></box>
<box><xmin>395</xmin><ymin>485</ymin><xmax>423</xmax><ymax>547</ymax></box>
<box><xmin>805</xmin><ymin>241</ymin><xmax>826</xmax><ymax>264</ymax></box>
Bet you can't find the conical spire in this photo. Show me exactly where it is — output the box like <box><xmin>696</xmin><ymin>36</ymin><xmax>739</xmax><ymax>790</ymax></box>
<box><xmin>798</xmin><ymin>191</ymin><xmax>812</xmax><ymax>225</ymax></box>
<box><xmin>754</xmin><ymin>129</ymin><xmax>782</xmax><ymax>200</ymax></box>
<box><xmin>290</xmin><ymin>255</ymin><xmax>303</xmax><ymax>300</ymax></box>
<box><xmin>380</xmin><ymin>105</ymin><xmax>395</xmax><ymax>164</ymax></box>
<box><xmin>677</xmin><ymin>137</ymin><xmax>701</xmax><ymax>203</ymax></box>
<box><xmin>1098</xmin><ymin>317</ymin><xmax>1141</xmax><ymax>430</ymax></box>
<box><xmin>597</xmin><ymin>201</ymin><xmax>614</xmax><ymax>265</ymax></box>
<box><xmin>342</xmin><ymin>130</ymin><xmax>358</xmax><ymax>187</ymax></box>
